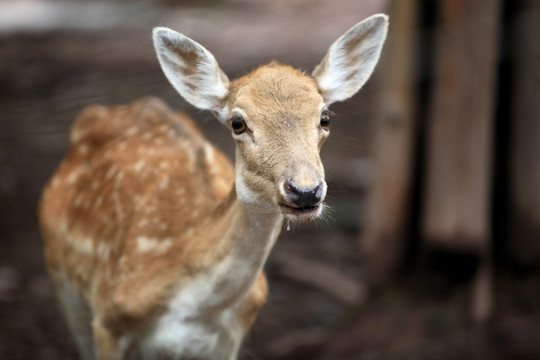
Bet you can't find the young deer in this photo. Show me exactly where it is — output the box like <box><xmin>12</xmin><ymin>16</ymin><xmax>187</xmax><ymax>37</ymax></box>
<box><xmin>39</xmin><ymin>14</ymin><xmax>388</xmax><ymax>360</ymax></box>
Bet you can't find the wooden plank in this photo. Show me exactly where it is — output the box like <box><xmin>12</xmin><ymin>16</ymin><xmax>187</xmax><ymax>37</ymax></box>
<box><xmin>508</xmin><ymin>1</ymin><xmax>540</xmax><ymax>267</ymax></box>
<box><xmin>362</xmin><ymin>0</ymin><xmax>418</xmax><ymax>284</ymax></box>
<box><xmin>422</xmin><ymin>0</ymin><xmax>500</xmax><ymax>253</ymax></box>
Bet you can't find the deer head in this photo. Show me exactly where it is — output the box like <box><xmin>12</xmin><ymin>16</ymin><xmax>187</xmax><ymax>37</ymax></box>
<box><xmin>153</xmin><ymin>14</ymin><xmax>388</xmax><ymax>223</ymax></box>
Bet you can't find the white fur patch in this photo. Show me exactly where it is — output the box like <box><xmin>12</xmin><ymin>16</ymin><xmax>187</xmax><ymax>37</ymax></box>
<box><xmin>139</xmin><ymin>256</ymin><xmax>246</xmax><ymax>360</ymax></box>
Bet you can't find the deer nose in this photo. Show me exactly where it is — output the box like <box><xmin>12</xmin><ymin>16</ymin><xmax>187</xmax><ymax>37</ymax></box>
<box><xmin>283</xmin><ymin>181</ymin><xmax>324</xmax><ymax>208</ymax></box>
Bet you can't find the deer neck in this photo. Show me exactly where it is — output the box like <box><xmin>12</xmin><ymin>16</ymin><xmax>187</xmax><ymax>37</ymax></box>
<box><xmin>191</xmin><ymin>186</ymin><xmax>283</xmax><ymax>312</ymax></box>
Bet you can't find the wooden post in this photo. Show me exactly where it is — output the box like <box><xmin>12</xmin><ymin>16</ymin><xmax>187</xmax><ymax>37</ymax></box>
<box><xmin>508</xmin><ymin>1</ymin><xmax>540</xmax><ymax>268</ymax></box>
<box><xmin>422</xmin><ymin>0</ymin><xmax>500</xmax><ymax>253</ymax></box>
<box><xmin>421</xmin><ymin>0</ymin><xmax>500</xmax><ymax>323</ymax></box>
<box><xmin>363</xmin><ymin>0</ymin><xmax>418</xmax><ymax>285</ymax></box>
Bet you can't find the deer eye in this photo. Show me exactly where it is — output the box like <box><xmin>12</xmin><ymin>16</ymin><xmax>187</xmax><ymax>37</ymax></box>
<box><xmin>230</xmin><ymin>115</ymin><xmax>247</xmax><ymax>135</ymax></box>
<box><xmin>320</xmin><ymin>111</ymin><xmax>331</xmax><ymax>129</ymax></box>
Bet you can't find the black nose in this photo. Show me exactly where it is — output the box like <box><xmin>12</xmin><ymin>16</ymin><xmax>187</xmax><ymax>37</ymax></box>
<box><xmin>284</xmin><ymin>182</ymin><xmax>323</xmax><ymax>208</ymax></box>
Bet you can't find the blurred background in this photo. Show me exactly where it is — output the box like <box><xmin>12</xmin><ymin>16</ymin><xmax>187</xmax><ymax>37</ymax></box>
<box><xmin>1</xmin><ymin>0</ymin><xmax>539</xmax><ymax>359</ymax></box>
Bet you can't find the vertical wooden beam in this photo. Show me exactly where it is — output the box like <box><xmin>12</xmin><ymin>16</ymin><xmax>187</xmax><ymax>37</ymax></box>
<box><xmin>422</xmin><ymin>0</ymin><xmax>500</xmax><ymax>253</ymax></box>
<box><xmin>508</xmin><ymin>1</ymin><xmax>540</xmax><ymax>268</ymax></box>
<box><xmin>363</xmin><ymin>0</ymin><xmax>418</xmax><ymax>285</ymax></box>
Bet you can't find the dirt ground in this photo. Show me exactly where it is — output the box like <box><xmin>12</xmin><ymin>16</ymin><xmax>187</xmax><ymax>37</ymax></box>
<box><xmin>1</xmin><ymin>1</ymin><xmax>540</xmax><ymax>359</ymax></box>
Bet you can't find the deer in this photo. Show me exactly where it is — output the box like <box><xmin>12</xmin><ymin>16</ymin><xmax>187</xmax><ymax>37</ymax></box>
<box><xmin>38</xmin><ymin>14</ymin><xmax>388</xmax><ymax>360</ymax></box>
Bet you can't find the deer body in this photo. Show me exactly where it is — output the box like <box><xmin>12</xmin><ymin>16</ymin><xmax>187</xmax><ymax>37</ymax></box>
<box><xmin>39</xmin><ymin>15</ymin><xmax>388</xmax><ymax>360</ymax></box>
<box><xmin>40</xmin><ymin>98</ymin><xmax>274</xmax><ymax>359</ymax></box>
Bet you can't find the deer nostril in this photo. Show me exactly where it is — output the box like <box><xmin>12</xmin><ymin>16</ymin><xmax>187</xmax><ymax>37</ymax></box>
<box><xmin>283</xmin><ymin>182</ymin><xmax>323</xmax><ymax>208</ymax></box>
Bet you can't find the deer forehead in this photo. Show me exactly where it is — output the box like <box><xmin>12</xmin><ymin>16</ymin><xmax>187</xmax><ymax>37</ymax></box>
<box><xmin>230</xmin><ymin>64</ymin><xmax>325</xmax><ymax>126</ymax></box>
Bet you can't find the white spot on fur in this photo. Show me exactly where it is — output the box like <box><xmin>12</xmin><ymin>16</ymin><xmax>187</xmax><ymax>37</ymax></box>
<box><xmin>105</xmin><ymin>165</ymin><xmax>118</xmax><ymax>180</ymax></box>
<box><xmin>66</xmin><ymin>235</ymin><xmax>93</xmax><ymax>255</ymax></box>
<box><xmin>158</xmin><ymin>125</ymin><xmax>168</xmax><ymax>133</ymax></box>
<box><xmin>134</xmin><ymin>160</ymin><xmax>145</xmax><ymax>173</ymax></box>
<box><xmin>70</xmin><ymin>129</ymin><xmax>84</xmax><ymax>143</ymax></box>
<box><xmin>96</xmin><ymin>242</ymin><xmax>112</xmax><ymax>261</ymax></box>
<box><xmin>137</xmin><ymin>218</ymin><xmax>149</xmax><ymax>228</ymax></box>
<box><xmin>136</xmin><ymin>236</ymin><xmax>173</xmax><ymax>253</ymax></box>
<box><xmin>204</xmin><ymin>144</ymin><xmax>215</xmax><ymax>164</ymax></box>
<box><xmin>112</xmin><ymin>191</ymin><xmax>124</xmax><ymax>220</ymax></box>
<box><xmin>185</xmin><ymin>228</ymin><xmax>194</xmax><ymax>238</ymax></box>
<box><xmin>67</xmin><ymin>169</ymin><xmax>81</xmax><ymax>184</ymax></box>
<box><xmin>115</xmin><ymin>172</ymin><xmax>125</xmax><ymax>189</ymax></box>
<box><xmin>78</xmin><ymin>239</ymin><xmax>93</xmax><ymax>255</ymax></box>
<box><xmin>159</xmin><ymin>176</ymin><xmax>169</xmax><ymax>189</ymax></box>
<box><xmin>126</xmin><ymin>126</ymin><xmax>138</xmax><ymax>137</ymax></box>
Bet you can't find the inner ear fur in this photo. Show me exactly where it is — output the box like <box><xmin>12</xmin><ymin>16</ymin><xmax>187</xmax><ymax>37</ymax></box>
<box><xmin>153</xmin><ymin>27</ymin><xmax>230</xmax><ymax>122</ymax></box>
<box><xmin>312</xmin><ymin>14</ymin><xmax>389</xmax><ymax>105</ymax></box>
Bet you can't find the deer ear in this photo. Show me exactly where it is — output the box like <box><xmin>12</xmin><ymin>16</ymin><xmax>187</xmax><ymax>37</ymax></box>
<box><xmin>153</xmin><ymin>27</ymin><xmax>230</xmax><ymax>122</ymax></box>
<box><xmin>312</xmin><ymin>14</ymin><xmax>389</xmax><ymax>105</ymax></box>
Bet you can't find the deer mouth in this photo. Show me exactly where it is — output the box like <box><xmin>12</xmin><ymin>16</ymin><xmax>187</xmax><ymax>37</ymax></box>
<box><xmin>280</xmin><ymin>203</ymin><xmax>323</xmax><ymax>221</ymax></box>
<box><xmin>282</xmin><ymin>204</ymin><xmax>320</xmax><ymax>213</ymax></box>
